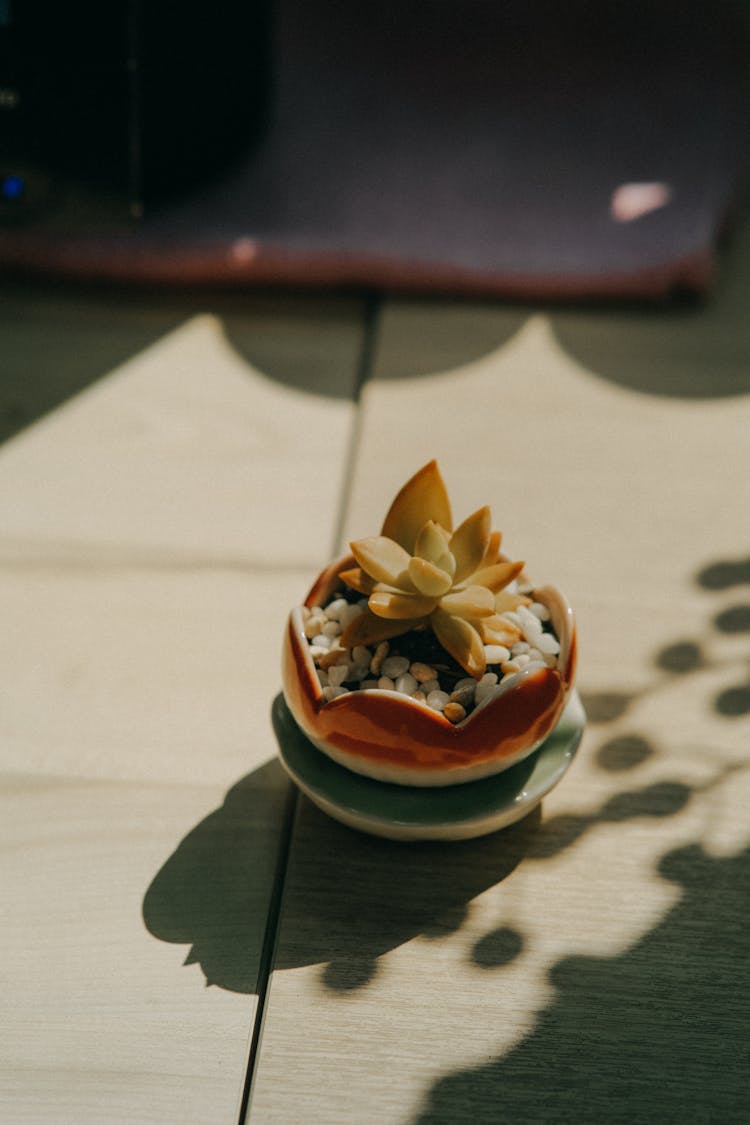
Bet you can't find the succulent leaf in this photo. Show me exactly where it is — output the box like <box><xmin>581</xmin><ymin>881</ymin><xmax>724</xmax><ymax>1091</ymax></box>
<box><xmin>468</xmin><ymin>560</ymin><xmax>525</xmax><ymax>593</ymax></box>
<box><xmin>450</xmin><ymin>506</ymin><xmax>491</xmax><ymax>584</ymax></box>
<box><xmin>338</xmin><ymin>567</ymin><xmax>376</xmax><ymax>595</ymax></box>
<box><xmin>350</xmin><ymin>536</ymin><xmax>416</xmax><ymax>589</ymax></box>
<box><xmin>440</xmin><ymin>585</ymin><xmax>495</xmax><ymax>619</ymax></box>
<box><xmin>337</xmin><ymin>462</ymin><xmax>526</xmax><ymax>679</ymax></box>
<box><xmin>369</xmin><ymin>589</ymin><xmax>439</xmax><ymax>619</ymax></box>
<box><xmin>479</xmin><ymin>530</ymin><xmax>503</xmax><ymax>569</ymax></box>
<box><xmin>432</xmin><ymin>609</ymin><xmax>486</xmax><ymax>680</ymax></box>
<box><xmin>407</xmin><ymin>556</ymin><xmax>454</xmax><ymax>597</ymax></box>
<box><xmin>341</xmin><ymin>611</ymin><xmax>420</xmax><ymax>650</ymax></box>
<box><xmin>381</xmin><ymin>460</ymin><xmax>452</xmax><ymax>552</ymax></box>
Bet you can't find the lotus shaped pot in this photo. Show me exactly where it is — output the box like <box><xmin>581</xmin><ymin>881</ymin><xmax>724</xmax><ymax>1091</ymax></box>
<box><xmin>282</xmin><ymin>553</ymin><xmax>577</xmax><ymax>787</ymax></box>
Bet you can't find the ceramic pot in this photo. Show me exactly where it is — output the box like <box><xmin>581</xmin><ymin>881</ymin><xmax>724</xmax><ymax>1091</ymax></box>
<box><xmin>282</xmin><ymin>554</ymin><xmax>577</xmax><ymax>787</ymax></box>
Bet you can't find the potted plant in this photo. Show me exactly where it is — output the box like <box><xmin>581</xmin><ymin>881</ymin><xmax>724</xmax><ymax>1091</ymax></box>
<box><xmin>281</xmin><ymin>461</ymin><xmax>577</xmax><ymax>794</ymax></box>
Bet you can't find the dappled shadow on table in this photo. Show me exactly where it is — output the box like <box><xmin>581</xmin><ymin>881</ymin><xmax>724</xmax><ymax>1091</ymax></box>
<box><xmin>415</xmin><ymin>841</ymin><xmax>750</xmax><ymax>1124</ymax></box>
<box><xmin>414</xmin><ymin>549</ymin><xmax>750</xmax><ymax>1121</ymax></box>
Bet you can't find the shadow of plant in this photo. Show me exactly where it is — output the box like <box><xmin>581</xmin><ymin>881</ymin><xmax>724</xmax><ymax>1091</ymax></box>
<box><xmin>416</xmin><ymin>841</ymin><xmax>750</xmax><ymax>1124</ymax></box>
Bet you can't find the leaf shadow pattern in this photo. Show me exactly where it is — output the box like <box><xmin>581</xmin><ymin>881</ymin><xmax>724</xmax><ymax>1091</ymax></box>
<box><xmin>416</xmin><ymin>842</ymin><xmax>750</xmax><ymax>1124</ymax></box>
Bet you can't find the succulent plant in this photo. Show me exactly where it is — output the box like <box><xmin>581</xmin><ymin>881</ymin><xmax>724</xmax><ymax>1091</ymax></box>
<box><xmin>339</xmin><ymin>461</ymin><xmax>531</xmax><ymax>679</ymax></box>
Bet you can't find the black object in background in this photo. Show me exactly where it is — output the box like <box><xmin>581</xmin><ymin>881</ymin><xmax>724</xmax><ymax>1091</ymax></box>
<box><xmin>0</xmin><ymin>0</ymin><xmax>269</xmax><ymax>220</ymax></box>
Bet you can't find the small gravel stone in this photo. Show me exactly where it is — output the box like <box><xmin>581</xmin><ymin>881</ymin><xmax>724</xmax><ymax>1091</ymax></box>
<box><xmin>311</xmin><ymin>632</ymin><xmax>331</xmax><ymax>650</ymax></box>
<box><xmin>324</xmin><ymin>598</ymin><xmax>348</xmax><ymax>621</ymax></box>
<box><xmin>454</xmin><ymin>677</ymin><xmax>477</xmax><ymax>693</ymax></box>
<box><xmin>328</xmin><ymin>663</ymin><xmax>350</xmax><ymax>687</ymax></box>
<box><xmin>427</xmin><ymin>689</ymin><xmax>450</xmax><ymax>711</ymax></box>
<box><xmin>514</xmin><ymin>653</ymin><xmax>531</xmax><ymax>668</ymax></box>
<box><xmin>378</xmin><ymin>675</ymin><xmax>395</xmax><ymax>691</ymax></box>
<box><xmin>444</xmin><ymin>701</ymin><xmax>466</xmax><ymax>723</ymax></box>
<box><xmin>529</xmin><ymin>601</ymin><xmax>551</xmax><ymax>621</ymax></box>
<box><xmin>318</xmin><ymin>646</ymin><xmax>348</xmax><ymax>669</ymax></box>
<box><xmin>382</xmin><ymin>655</ymin><xmax>410</xmax><ymax>678</ymax></box>
<box><xmin>450</xmin><ymin>685</ymin><xmax>475</xmax><ymax>709</ymax></box>
<box><xmin>349</xmin><ymin>663</ymin><xmax>370</xmax><ymax>682</ymax></box>
<box><xmin>501</xmin><ymin>660</ymin><xmax>521</xmax><ymax>676</ymax></box>
<box><xmin>421</xmin><ymin>678</ymin><xmax>440</xmax><ymax>695</ymax></box>
<box><xmin>536</xmin><ymin>632</ymin><xmax>560</xmax><ymax>655</ymax></box>
<box><xmin>338</xmin><ymin>603</ymin><xmax>365</xmax><ymax>629</ymax></box>
<box><xmin>413</xmin><ymin>691</ymin><xmax>427</xmax><ymax>704</ymax></box>
<box><xmin>475</xmin><ymin>673</ymin><xmax>499</xmax><ymax>705</ymax></box>
<box><xmin>511</xmin><ymin>642</ymin><xmax>531</xmax><ymax>656</ymax></box>
<box><xmin>395</xmin><ymin>672</ymin><xmax>418</xmax><ymax>695</ymax></box>
<box><xmin>484</xmin><ymin>643</ymin><xmax>510</xmax><ymax>665</ymax></box>
<box><xmin>304</xmin><ymin>613</ymin><xmax>327</xmax><ymax>638</ymax></box>
<box><xmin>370</xmin><ymin>642</ymin><xmax>389</xmax><ymax>676</ymax></box>
<box><xmin>322</xmin><ymin>620</ymin><xmax>342</xmax><ymax>637</ymax></box>
<box><xmin>321</xmin><ymin>685</ymin><xmax>349</xmax><ymax>701</ymax></box>
<box><xmin>361</xmin><ymin>679</ymin><xmax>379</xmax><ymax>690</ymax></box>
<box><xmin>410</xmin><ymin>661</ymin><xmax>437</xmax><ymax>683</ymax></box>
<box><xmin>316</xmin><ymin>669</ymin><xmax>329</xmax><ymax>687</ymax></box>
<box><xmin>352</xmin><ymin>645</ymin><xmax>371</xmax><ymax>667</ymax></box>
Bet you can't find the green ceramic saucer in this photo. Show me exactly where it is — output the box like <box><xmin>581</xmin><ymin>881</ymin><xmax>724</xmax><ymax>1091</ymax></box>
<box><xmin>273</xmin><ymin>691</ymin><xmax>585</xmax><ymax>841</ymax></box>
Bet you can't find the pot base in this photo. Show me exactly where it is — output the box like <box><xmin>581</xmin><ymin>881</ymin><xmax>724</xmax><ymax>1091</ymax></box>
<box><xmin>273</xmin><ymin>690</ymin><xmax>585</xmax><ymax>841</ymax></box>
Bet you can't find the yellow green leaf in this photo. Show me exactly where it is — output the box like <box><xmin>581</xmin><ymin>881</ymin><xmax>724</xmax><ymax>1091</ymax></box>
<box><xmin>467</xmin><ymin>560</ymin><xmax>524</xmax><ymax>593</ymax></box>
<box><xmin>338</xmin><ymin>567</ymin><xmax>376</xmax><ymax>595</ymax></box>
<box><xmin>340</xmin><ymin>611</ymin><xmax>417</xmax><ymax>650</ymax></box>
<box><xmin>450</xmin><ymin>506</ymin><xmax>491</xmax><ymax>584</ymax></box>
<box><xmin>350</xmin><ymin>536</ymin><xmax>415</xmax><ymax>588</ymax></box>
<box><xmin>381</xmin><ymin>461</ymin><xmax>452</xmax><ymax>552</ymax></box>
<box><xmin>440</xmin><ymin>584</ymin><xmax>495</xmax><ymax>618</ymax></box>
<box><xmin>432</xmin><ymin>609</ymin><xmax>486</xmax><ymax>679</ymax></box>
<box><xmin>407</xmin><ymin>556</ymin><xmax>454</xmax><ymax>597</ymax></box>
<box><xmin>369</xmin><ymin>589</ymin><xmax>438</xmax><ymax>619</ymax></box>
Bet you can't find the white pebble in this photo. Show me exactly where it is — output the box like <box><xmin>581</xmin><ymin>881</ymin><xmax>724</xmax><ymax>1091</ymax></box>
<box><xmin>501</xmin><ymin>660</ymin><xmax>521</xmax><ymax>676</ymax></box>
<box><xmin>421</xmin><ymin>678</ymin><xmax>440</xmax><ymax>694</ymax></box>
<box><xmin>316</xmin><ymin>669</ymin><xmax>329</xmax><ymax>687</ymax></box>
<box><xmin>338</xmin><ymin>603</ymin><xmax>364</xmax><ymax>629</ymax></box>
<box><xmin>349</xmin><ymin>663</ymin><xmax>370</xmax><ymax>682</ymax></box>
<box><xmin>514</xmin><ymin>653</ymin><xmax>531</xmax><ymax>668</ymax></box>
<box><xmin>530</xmin><ymin>601</ymin><xmax>551</xmax><ymax>622</ymax></box>
<box><xmin>484</xmin><ymin>644</ymin><xmax>510</xmax><ymax>665</ymax></box>
<box><xmin>517</xmin><ymin>605</ymin><xmax>543</xmax><ymax>642</ymax></box>
<box><xmin>324</xmin><ymin>598</ymin><xmax>348</xmax><ymax>622</ymax></box>
<box><xmin>501</xmin><ymin>611</ymin><xmax>522</xmax><ymax>627</ymax></box>
<box><xmin>382</xmin><ymin>655</ymin><xmax>410</xmax><ymax>678</ymax></box>
<box><xmin>378</xmin><ymin>675</ymin><xmax>395</xmax><ymax>691</ymax></box>
<box><xmin>304</xmin><ymin>612</ymin><xmax>327</xmax><ymax>638</ymax></box>
<box><xmin>395</xmin><ymin>673</ymin><xmax>418</xmax><ymax>695</ymax></box>
<box><xmin>328</xmin><ymin>663</ymin><xmax>350</xmax><ymax>687</ymax></box>
<box><xmin>322</xmin><ymin>620</ymin><xmax>342</xmax><ymax>637</ymax></box>
<box><xmin>475</xmin><ymin>674</ymin><xmax>499</xmax><ymax>705</ymax></box>
<box><xmin>410</xmin><ymin>662</ymin><xmax>437</xmax><ymax>683</ymax></box>
<box><xmin>427</xmin><ymin>690</ymin><xmax>451</xmax><ymax>711</ymax></box>
<box><xmin>536</xmin><ymin>632</ymin><xmax>560</xmax><ymax>656</ymax></box>
<box><xmin>311</xmin><ymin>632</ymin><xmax>332</xmax><ymax>651</ymax></box>
<box><xmin>321</xmin><ymin>685</ymin><xmax>349</xmax><ymax>701</ymax></box>
<box><xmin>352</xmin><ymin>645</ymin><xmax>371</xmax><ymax>667</ymax></box>
<box><xmin>309</xmin><ymin>645</ymin><xmax>328</xmax><ymax>659</ymax></box>
<box><xmin>511</xmin><ymin>642</ymin><xmax>530</xmax><ymax>656</ymax></box>
<box><xmin>454</xmin><ymin>677</ymin><xmax>478</xmax><ymax>693</ymax></box>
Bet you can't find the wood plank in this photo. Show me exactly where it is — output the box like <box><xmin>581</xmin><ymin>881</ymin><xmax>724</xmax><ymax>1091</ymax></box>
<box><xmin>0</xmin><ymin>769</ymin><xmax>289</xmax><ymax>1125</ymax></box>
<box><xmin>0</xmin><ymin>292</ymin><xmax>366</xmax><ymax>1122</ymax></box>
<box><xmin>251</xmin><ymin>293</ymin><xmax>750</xmax><ymax>1121</ymax></box>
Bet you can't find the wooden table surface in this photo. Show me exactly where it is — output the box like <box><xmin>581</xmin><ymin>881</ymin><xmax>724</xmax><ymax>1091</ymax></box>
<box><xmin>3</xmin><ymin>217</ymin><xmax>750</xmax><ymax>1123</ymax></box>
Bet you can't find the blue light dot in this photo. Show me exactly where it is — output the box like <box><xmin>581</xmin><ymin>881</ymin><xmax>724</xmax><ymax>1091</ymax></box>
<box><xmin>1</xmin><ymin>175</ymin><xmax>25</xmax><ymax>200</ymax></box>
